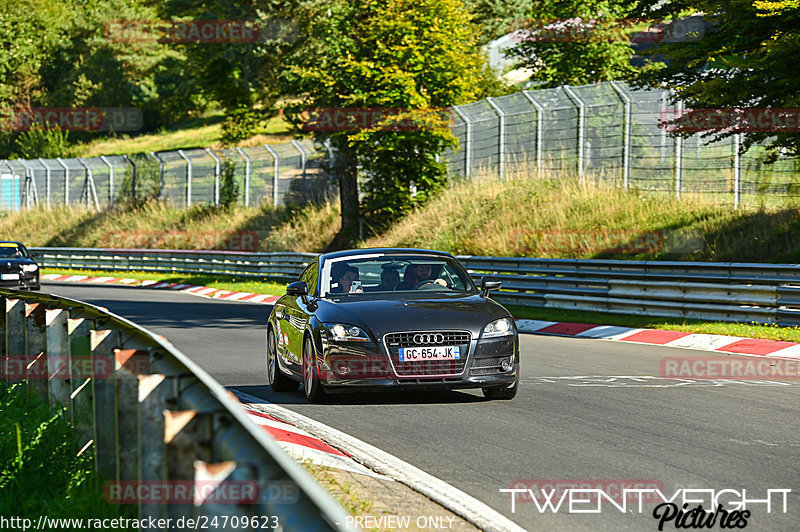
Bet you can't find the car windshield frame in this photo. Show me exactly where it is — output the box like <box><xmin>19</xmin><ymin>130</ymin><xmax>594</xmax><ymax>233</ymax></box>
<box><xmin>320</xmin><ymin>253</ymin><xmax>478</xmax><ymax>298</ymax></box>
<box><xmin>0</xmin><ymin>243</ymin><xmax>26</xmax><ymax>258</ymax></box>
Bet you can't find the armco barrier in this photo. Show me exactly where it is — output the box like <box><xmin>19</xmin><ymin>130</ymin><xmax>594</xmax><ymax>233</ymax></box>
<box><xmin>32</xmin><ymin>248</ymin><xmax>800</xmax><ymax>326</ymax></box>
<box><xmin>0</xmin><ymin>288</ymin><xmax>350</xmax><ymax>531</ymax></box>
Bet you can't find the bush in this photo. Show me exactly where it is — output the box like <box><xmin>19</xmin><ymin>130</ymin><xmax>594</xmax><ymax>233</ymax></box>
<box><xmin>219</xmin><ymin>105</ymin><xmax>262</xmax><ymax>146</ymax></box>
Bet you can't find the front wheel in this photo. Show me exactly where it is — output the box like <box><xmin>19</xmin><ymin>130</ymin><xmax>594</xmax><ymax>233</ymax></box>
<box><xmin>267</xmin><ymin>328</ymin><xmax>299</xmax><ymax>392</ymax></box>
<box><xmin>482</xmin><ymin>375</ymin><xmax>518</xmax><ymax>400</ymax></box>
<box><xmin>302</xmin><ymin>336</ymin><xmax>327</xmax><ymax>403</ymax></box>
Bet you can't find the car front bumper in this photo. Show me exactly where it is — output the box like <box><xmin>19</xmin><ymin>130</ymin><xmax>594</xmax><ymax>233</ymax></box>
<box><xmin>318</xmin><ymin>333</ymin><xmax>518</xmax><ymax>390</ymax></box>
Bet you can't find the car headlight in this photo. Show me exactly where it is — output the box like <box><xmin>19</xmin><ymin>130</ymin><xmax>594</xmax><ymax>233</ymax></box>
<box><xmin>483</xmin><ymin>317</ymin><xmax>513</xmax><ymax>338</ymax></box>
<box><xmin>21</xmin><ymin>264</ymin><xmax>38</xmax><ymax>273</ymax></box>
<box><xmin>323</xmin><ymin>323</ymin><xmax>370</xmax><ymax>342</ymax></box>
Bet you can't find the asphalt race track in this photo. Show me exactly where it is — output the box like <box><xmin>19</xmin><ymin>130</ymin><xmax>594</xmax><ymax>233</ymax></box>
<box><xmin>45</xmin><ymin>282</ymin><xmax>800</xmax><ymax>531</ymax></box>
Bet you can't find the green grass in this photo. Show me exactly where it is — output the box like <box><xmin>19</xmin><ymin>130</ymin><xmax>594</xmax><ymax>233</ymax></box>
<box><xmin>506</xmin><ymin>305</ymin><xmax>800</xmax><ymax>343</ymax></box>
<box><xmin>0</xmin><ymin>383</ymin><xmax>133</xmax><ymax>525</ymax></box>
<box><xmin>43</xmin><ymin>268</ymin><xmax>287</xmax><ymax>297</ymax></box>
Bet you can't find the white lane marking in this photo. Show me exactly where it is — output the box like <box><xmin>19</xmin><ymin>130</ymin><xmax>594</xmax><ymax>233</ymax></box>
<box><xmin>231</xmin><ymin>390</ymin><xmax>526</xmax><ymax>532</ymax></box>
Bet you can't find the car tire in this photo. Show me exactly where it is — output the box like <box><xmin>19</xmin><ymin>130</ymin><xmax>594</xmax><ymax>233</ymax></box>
<box><xmin>302</xmin><ymin>336</ymin><xmax>327</xmax><ymax>403</ymax></box>
<box><xmin>482</xmin><ymin>375</ymin><xmax>518</xmax><ymax>400</ymax></box>
<box><xmin>267</xmin><ymin>328</ymin><xmax>298</xmax><ymax>392</ymax></box>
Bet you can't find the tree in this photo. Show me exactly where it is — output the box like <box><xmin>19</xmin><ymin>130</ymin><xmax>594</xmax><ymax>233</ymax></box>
<box><xmin>630</xmin><ymin>0</ymin><xmax>800</xmax><ymax>159</ymax></box>
<box><xmin>508</xmin><ymin>0</ymin><xmax>645</xmax><ymax>87</ymax></box>
<box><xmin>465</xmin><ymin>0</ymin><xmax>531</xmax><ymax>44</ymax></box>
<box><xmin>283</xmin><ymin>0</ymin><xmax>493</xmax><ymax>240</ymax></box>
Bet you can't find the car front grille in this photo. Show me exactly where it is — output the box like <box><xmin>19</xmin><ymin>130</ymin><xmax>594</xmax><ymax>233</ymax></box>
<box><xmin>384</xmin><ymin>330</ymin><xmax>471</xmax><ymax>376</ymax></box>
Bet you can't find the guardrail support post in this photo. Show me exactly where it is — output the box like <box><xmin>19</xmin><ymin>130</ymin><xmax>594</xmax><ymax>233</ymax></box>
<box><xmin>91</xmin><ymin>329</ymin><xmax>120</xmax><ymax>483</ymax></box>
<box><xmin>139</xmin><ymin>374</ymin><xmax>173</xmax><ymax>521</ymax></box>
<box><xmin>115</xmin><ymin>348</ymin><xmax>151</xmax><ymax>481</ymax></box>
<box><xmin>164</xmin><ymin>410</ymin><xmax>213</xmax><ymax>525</ymax></box>
<box><xmin>68</xmin><ymin>318</ymin><xmax>96</xmax><ymax>458</ymax></box>
<box><xmin>25</xmin><ymin>303</ymin><xmax>48</xmax><ymax>402</ymax></box>
<box><xmin>46</xmin><ymin>309</ymin><xmax>71</xmax><ymax>416</ymax></box>
<box><xmin>5</xmin><ymin>298</ymin><xmax>25</xmax><ymax>385</ymax></box>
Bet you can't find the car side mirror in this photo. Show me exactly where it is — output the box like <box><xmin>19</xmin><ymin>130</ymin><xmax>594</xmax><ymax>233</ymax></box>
<box><xmin>286</xmin><ymin>280</ymin><xmax>309</xmax><ymax>301</ymax></box>
<box><xmin>29</xmin><ymin>252</ymin><xmax>38</xmax><ymax>258</ymax></box>
<box><xmin>481</xmin><ymin>277</ymin><xmax>501</xmax><ymax>297</ymax></box>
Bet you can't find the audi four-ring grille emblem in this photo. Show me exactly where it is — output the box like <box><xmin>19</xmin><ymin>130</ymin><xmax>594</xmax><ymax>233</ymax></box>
<box><xmin>414</xmin><ymin>333</ymin><xmax>445</xmax><ymax>344</ymax></box>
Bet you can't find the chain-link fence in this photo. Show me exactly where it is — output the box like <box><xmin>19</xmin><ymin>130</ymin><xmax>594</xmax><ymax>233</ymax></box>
<box><xmin>444</xmin><ymin>81</ymin><xmax>800</xmax><ymax>207</ymax></box>
<box><xmin>0</xmin><ymin>139</ymin><xmax>335</xmax><ymax>211</ymax></box>
<box><xmin>4</xmin><ymin>81</ymin><xmax>800</xmax><ymax>211</ymax></box>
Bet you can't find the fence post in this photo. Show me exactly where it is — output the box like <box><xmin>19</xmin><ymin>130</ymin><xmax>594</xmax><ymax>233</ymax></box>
<box><xmin>177</xmin><ymin>150</ymin><xmax>192</xmax><ymax>207</ymax></box>
<box><xmin>562</xmin><ymin>86</ymin><xmax>586</xmax><ymax>181</ymax></box>
<box><xmin>18</xmin><ymin>160</ymin><xmax>38</xmax><ymax>208</ymax></box>
<box><xmin>674</xmin><ymin>99</ymin><xmax>683</xmax><ymax>200</ymax></box>
<box><xmin>609</xmin><ymin>81</ymin><xmax>632</xmax><ymax>189</ymax></box>
<box><xmin>264</xmin><ymin>144</ymin><xmax>280</xmax><ymax>208</ymax></box>
<box><xmin>149</xmin><ymin>152</ymin><xmax>165</xmax><ymax>199</ymax></box>
<box><xmin>37</xmin><ymin>158</ymin><xmax>51</xmax><ymax>207</ymax></box>
<box><xmin>485</xmin><ymin>97</ymin><xmax>505</xmax><ymax>179</ymax></box>
<box><xmin>77</xmin><ymin>158</ymin><xmax>100</xmax><ymax>210</ymax></box>
<box><xmin>451</xmin><ymin>106</ymin><xmax>472</xmax><ymax>178</ymax></box>
<box><xmin>56</xmin><ymin>158</ymin><xmax>70</xmax><ymax>205</ymax></box>
<box><xmin>522</xmin><ymin>91</ymin><xmax>544</xmax><ymax>177</ymax></box>
<box><xmin>235</xmin><ymin>147</ymin><xmax>251</xmax><ymax>207</ymax></box>
<box><xmin>99</xmin><ymin>156</ymin><xmax>115</xmax><ymax>208</ymax></box>
<box><xmin>733</xmin><ymin>133</ymin><xmax>742</xmax><ymax>209</ymax></box>
<box><xmin>122</xmin><ymin>155</ymin><xmax>136</xmax><ymax>201</ymax></box>
<box><xmin>660</xmin><ymin>90</ymin><xmax>670</xmax><ymax>162</ymax></box>
<box><xmin>205</xmin><ymin>149</ymin><xmax>221</xmax><ymax>207</ymax></box>
<box><xmin>291</xmin><ymin>140</ymin><xmax>308</xmax><ymax>202</ymax></box>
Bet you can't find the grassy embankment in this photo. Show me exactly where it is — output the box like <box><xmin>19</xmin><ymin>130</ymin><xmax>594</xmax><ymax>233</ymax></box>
<box><xmin>0</xmin><ymin>383</ymin><xmax>131</xmax><ymax>524</ymax></box>
<box><xmin>4</xmin><ymin>173</ymin><xmax>800</xmax><ymax>341</ymax></box>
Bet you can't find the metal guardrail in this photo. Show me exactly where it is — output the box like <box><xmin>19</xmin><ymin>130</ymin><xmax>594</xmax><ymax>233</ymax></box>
<box><xmin>33</xmin><ymin>247</ymin><xmax>316</xmax><ymax>280</ymax></box>
<box><xmin>0</xmin><ymin>288</ymin><xmax>350</xmax><ymax>531</ymax></box>
<box><xmin>33</xmin><ymin>247</ymin><xmax>800</xmax><ymax>326</ymax></box>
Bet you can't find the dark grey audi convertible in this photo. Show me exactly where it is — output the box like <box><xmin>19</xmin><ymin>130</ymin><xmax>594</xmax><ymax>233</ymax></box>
<box><xmin>266</xmin><ymin>248</ymin><xmax>518</xmax><ymax>402</ymax></box>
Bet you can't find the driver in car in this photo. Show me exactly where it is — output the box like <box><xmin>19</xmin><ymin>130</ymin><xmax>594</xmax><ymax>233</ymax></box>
<box><xmin>397</xmin><ymin>263</ymin><xmax>448</xmax><ymax>290</ymax></box>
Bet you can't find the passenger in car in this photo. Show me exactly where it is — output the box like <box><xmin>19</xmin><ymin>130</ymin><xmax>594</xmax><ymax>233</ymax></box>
<box><xmin>331</xmin><ymin>264</ymin><xmax>360</xmax><ymax>293</ymax></box>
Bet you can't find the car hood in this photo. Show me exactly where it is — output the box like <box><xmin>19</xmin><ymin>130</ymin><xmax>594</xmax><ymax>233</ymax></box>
<box><xmin>0</xmin><ymin>258</ymin><xmax>36</xmax><ymax>268</ymax></box>
<box><xmin>316</xmin><ymin>293</ymin><xmax>511</xmax><ymax>338</ymax></box>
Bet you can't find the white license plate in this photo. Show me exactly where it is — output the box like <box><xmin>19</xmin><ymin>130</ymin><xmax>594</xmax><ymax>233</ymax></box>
<box><xmin>1</xmin><ymin>273</ymin><xmax>19</xmax><ymax>281</ymax></box>
<box><xmin>399</xmin><ymin>345</ymin><xmax>460</xmax><ymax>361</ymax></box>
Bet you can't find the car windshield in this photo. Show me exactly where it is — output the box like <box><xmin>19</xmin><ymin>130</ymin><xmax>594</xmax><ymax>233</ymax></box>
<box><xmin>0</xmin><ymin>243</ymin><xmax>24</xmax><ymax>258</ymax></box>
<box><xmin>322</xmin><ymin>254</ymin><xmax>476</xmax><ymax>297</ymax></box>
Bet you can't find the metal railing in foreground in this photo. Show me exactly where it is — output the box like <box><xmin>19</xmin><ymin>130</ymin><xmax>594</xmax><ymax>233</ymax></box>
<box><xmin>33</xmin><ymin>247</ymin><xmax>800</xmax><ymax>326</ymax></box>
<box><xmin>0</xmin><ymin>288</ymin><xmax>350</xmax><ymax>531</ymax></box>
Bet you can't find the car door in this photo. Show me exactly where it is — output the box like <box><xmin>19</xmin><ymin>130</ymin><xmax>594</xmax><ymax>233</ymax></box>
<box><xmin>284</xmin><ymin>261</ymin><xmax>319</xmax><ymax>367</ymax></box>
